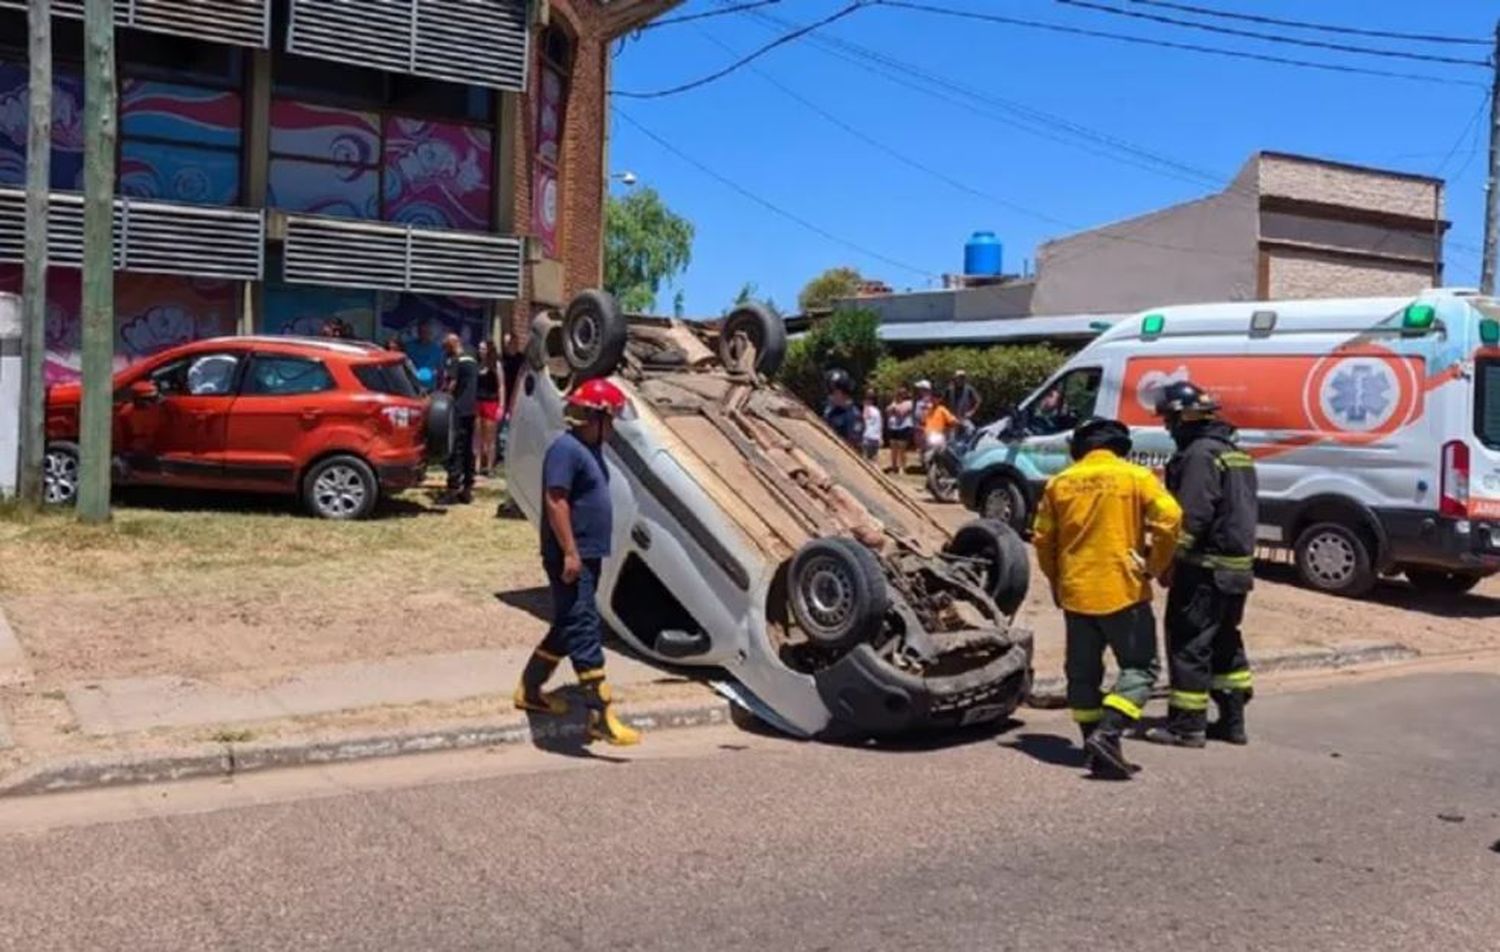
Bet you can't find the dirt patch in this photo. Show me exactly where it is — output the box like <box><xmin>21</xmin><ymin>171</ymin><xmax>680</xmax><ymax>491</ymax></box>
<box><xmin>0</xmin><ymin>477</ymin><xmax>551</xmax><ymax>686</ymax></box>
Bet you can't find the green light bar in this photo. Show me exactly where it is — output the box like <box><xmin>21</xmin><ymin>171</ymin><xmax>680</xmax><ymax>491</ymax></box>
<box><xmin>1402</xmin><ymin>303</ymin><xmax>1436</xmax><ymax>330</ymax></box>
<box><xmin>1481</xmin><ymin>318</ymin><xmax>1499</xmax><ymax>346</ymax></box>
<box><xmin>1141</xmin><ymin>313</ymin><xmax>1165</xmax><ymax>337</ymax></box>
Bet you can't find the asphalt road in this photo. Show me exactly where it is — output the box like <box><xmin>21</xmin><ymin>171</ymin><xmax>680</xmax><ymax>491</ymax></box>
<box><xmin>1</xmin><ymin>670</ymin><xmax>1498</xmax><ymax>952</ymax></box>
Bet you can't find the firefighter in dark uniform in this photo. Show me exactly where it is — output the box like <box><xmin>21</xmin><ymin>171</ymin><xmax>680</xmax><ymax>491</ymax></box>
<box><xmin>1146</xmin><ymin>382</ymin><xmax>1258</xmax><ymax>748</ymax></box>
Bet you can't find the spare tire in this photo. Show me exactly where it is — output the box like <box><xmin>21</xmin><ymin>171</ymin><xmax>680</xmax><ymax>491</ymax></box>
<box><xmin>720</xmin><ymin>302</ymin><xmax>788</xmax><ymax>376</ymax></box>
<box><xmin>562</xmin><ymin>290</ymin><xmax>628</xmax><ymax>378</ymax></box>
<box><xmin>426</xmin><ymin>391</ymin><xmax>454</xmax><ymax>460</ymax></box>
<box><xmin>947</xmin><ymin>518</ymin><xmax>1031</xmax><ymax>616</ymax></box>
<box><xmin>788</xmin><ymin>537</ymin><xmax>890</xmax><ymax>651</ymax></box>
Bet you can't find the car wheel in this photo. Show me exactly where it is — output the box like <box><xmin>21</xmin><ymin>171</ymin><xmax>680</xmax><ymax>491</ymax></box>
<box><xmin>304</xmin><ymin>455</ymin><xmax>378</xmax><ymax>521</ymax></box>
<box><xmin>43</xmin><ymin>442</ymin><xmax>81</xmax><ymax>506</ymax></box>
<box><xmin>947</xmin><ymin>518</ymin><xmax>1031</xmax><ymax>616</ymax></box>
<box><xmin>1405</xmin><ymin>567</ymin><xmax>1486</xmax><ymax>596</ymax></box>
<box><xmin>788</xmin><ymin>537</ymin><xmax>890</xmax><ymax>650</ymax></box>
<box><xmin>561</xmin><ymin>290</ymin><xmax>628</xmax><ymax>379</ymax></box>
<box><xmin>719</xmin><ymin>302</ymin><xmax>788</xmax><ymax>376</ymax></box>
<box><xmin>925</xmin><ymin>458</ymin><xmax>959</xmax><ymax>503</ymax></box>
<box><xmin>980</xmin><ymin>478</ymin><xmax>1027</xmax><ymax>533</ymax></box>
<box><xmin>1294</xmin><ymin>522</ymin><xmax>1375</xmax><ymax>597</ymax></box>
<box><xmin>425</xmin><ymin>392</ymin><xmax>454</xmax><ymax>460</ymax></box>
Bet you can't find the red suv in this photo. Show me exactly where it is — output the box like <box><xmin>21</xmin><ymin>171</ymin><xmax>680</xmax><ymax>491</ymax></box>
<box><xmin>44</xmin><ymin>337</ymin><xmax>451</xmax><ymax>519</ymax></box>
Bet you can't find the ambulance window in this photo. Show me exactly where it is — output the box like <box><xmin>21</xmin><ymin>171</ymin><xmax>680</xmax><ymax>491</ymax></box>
<box><xmin>1023</xmin><ymin>367</ymin><xmax>1102</xmax><ymax>437</ymax></box>
<box><xmin>1478</xmin><ymin>359</ymin><xmax>1500</xmax><ymax>449</ymax></box>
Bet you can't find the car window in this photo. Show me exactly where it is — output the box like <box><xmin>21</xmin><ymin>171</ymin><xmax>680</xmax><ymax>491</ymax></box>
<box><xmin>150</xmin><ymin>358</ymin><xmax>192</xmax><ymax>395</ymax></box>
<box><xmin>354</xmin><ymin>361</ymin><xmax>421</xmax><ymax>398</ymax></box>
<box><xmin>1478</xmin><ymin>358</ymin><xmax>1500</xmax><ymax>449</ymax></box>
<box><xmin>1019</xmin><ymin>368</ymin><xmax>1102</xmax><ymax>437</ymax></box>
<box><xmin>185</xmin><ymin>354</ymin><xmax>241</xmax><ymax>396</ymax></box>
<box><xmin>246</xmin><ymin>355</ymin><xmax>336</xmax><ymax>396</ymax></box>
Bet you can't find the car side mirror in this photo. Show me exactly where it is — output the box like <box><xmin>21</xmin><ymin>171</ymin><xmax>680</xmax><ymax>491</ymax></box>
<box><xmin>130</xmin><ymin>380</ymin><xmax>161</xmax><ymax>404</ymax></box>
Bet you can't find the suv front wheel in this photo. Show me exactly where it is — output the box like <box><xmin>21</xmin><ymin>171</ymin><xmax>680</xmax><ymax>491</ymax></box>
<box><xmin>303</xmin><ymin>455</ymin><xmax>378</xmax><ymax>520</ymax></box>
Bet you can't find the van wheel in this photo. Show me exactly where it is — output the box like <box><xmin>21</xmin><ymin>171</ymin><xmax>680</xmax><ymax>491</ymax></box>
<box><xmin>43</xmin><ymin>442</ymin><xmax>81</xmax><ymax>506</ymax></box>
<box><xmin>1294</xmin><ymin>522</ymin><xmax>1375</xmax><ymax>597</ymax></box>
<box><xmin>788</xmin><ymin>537</ymin><xmax>890</xmax><ymax>650</ymax></box>
<box><xmin>1405</xmin><ymin>567</ymin><xmax>1485</xmax><ymax>596</ymax></box>
<box><xmin>980</xmin><ymin>478</ymin><xmax>1027</xmax><ymax>533</ymax></box>
<box><xmin>561</xmin><ymin>290</ymin><xmax>628</xmax><ymax>379</ymax></box>
<box><xmin>304</xmin><ymin>455</ymin><xmax>378</xmax><ymax>521</ymax></box>
<box><xmin>720</xmin><ymin>302</ymin><xmax>787</xmax><ymax>376</ymax></box>
<box><xmin>946</xmin><ymin>519</ymin><xmax>1031</xmax><ymax>616</ymax></box>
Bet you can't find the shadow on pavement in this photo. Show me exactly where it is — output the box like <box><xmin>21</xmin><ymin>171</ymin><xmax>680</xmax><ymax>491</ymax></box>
<box><xmin>1002</xmin><ymin>731</ymin><xmax>1086</xmax><ymax>770</ymax></box>
<box><xmin>832</xmin><ymin>717</ymin><xmax>1022</xmax><ymax>754</ymax></box>
<box><xmin>523</xmin><ymin>685</ymin><xmax>630</xmax><ymax>764</ymax></box>
<box><xmin>1255</xmin><ymin>563</ymin><xmax>1497</xmax><ymax>619</ymax></box>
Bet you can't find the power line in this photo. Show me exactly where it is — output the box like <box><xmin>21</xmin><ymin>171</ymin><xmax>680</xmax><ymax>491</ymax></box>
<box><xmin>1126</xmin><ymin>0</ymin><xmax>1492</xmax><ymax>48</ymax></box>
<box><xmin>636</xmin><ymin>0</ymin><xmax>785</xmax><ymax>31</ymax></box>
<box><xmin>613</xmin><ymin>2</ymin><xmax>869</xmax><ymax>99</ymax></box>
<box><xmin>876</xmin><ymin>1</ymin><xmax>1485</xmax><ymax>87</ymax></box>
<box><xmin>1055</xmin><ymin>0</ymin><xmax>1490</xmax><ymax>68</ymax></box>
<box><xmin>612</xmin><ymin>108</ymin><xmax>937</xmax><ymax>278</ymax></box>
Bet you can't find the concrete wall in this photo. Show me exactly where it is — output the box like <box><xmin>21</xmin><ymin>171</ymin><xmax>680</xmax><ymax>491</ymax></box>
<box><xmin>1259</xmin><ymin>211</ymin><xmax>1439</xmax><ymax>264</ymax></box>
<box><xmin>845</xmin><ymin>281</ymin><xmax>1034</xmax><ymax>324</ymax></box>
<box><xmin>1264</xmin><ymin>248</ymin><xmax>1434</xmax><ymax>300</ymax></box>
<box><xmin>1258</xmin><ymin>153</ymin><xmax>1441</xmax><ymax>221</ymax></box>
<box><xmin>1031</xmin><ymin>192</ymin><xmax>1258</xmax><ymax>314</ymax></box>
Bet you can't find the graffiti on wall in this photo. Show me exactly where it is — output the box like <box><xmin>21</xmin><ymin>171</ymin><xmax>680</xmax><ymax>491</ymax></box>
<box><xmin>0</xmin><ymin>266</ymin><xmax>237</xmax><ymax>384</ymax></box>
<box><xmin>382</xmin><ymin>118</ymin><xmax>492</xmax><ymax>232</ymax></box>
<box><xmin>268</xmin><ymin>99</ymin><xmax>381</xmax><ymax>219</ymax></box>
<box><xmin>0</xmin><ymin>62</ymin><xmax>86</xmax><ymax>190</ymax></box>
<box><xmin>264</xmin><ymin>282</ymin><xmax>377</xmax><ymax>339</ymax></box>
<box><xmin>119</xmin><ymin>79</ymin><xmax>243</xmax><ymax>205</ymax></box>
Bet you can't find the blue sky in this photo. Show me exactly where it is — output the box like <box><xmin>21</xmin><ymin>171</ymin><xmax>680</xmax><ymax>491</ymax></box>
<box><xmin>607</xmin><ymin>0</ymin><xmax>1496</xmax><ymax>315</ymax></box>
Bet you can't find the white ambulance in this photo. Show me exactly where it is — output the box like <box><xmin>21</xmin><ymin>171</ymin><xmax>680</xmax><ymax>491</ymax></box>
<box><xmin>957</xmin><ymin>290</ymin><xmax>1500</xmax><ymax>597</ymax></box>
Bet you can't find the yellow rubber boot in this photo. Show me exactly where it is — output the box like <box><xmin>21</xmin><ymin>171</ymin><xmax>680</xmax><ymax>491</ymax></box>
<box><xmin>513</xmin><ymin>650</ymin><xmax>568</xmax><ymax>715</ymax></box>
<box><xmin>580</xmin><ymin>670</ymin><xmax>641</xmax><ymax>747</ymax></box>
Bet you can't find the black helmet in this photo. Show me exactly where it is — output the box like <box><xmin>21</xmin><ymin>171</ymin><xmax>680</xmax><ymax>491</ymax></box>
<box><xmin>1154</xmin><ymin>380</ymin><xmax>1220</xmax><ymax>419</ymax></box>
<box><xmin>825</xmin><ymin>368</ymin><xmax>853</xmax><ymax>395</ymax></box>
<box><xmin>1070</xmin><ymin>417</ymin><xmax>1133</xmax><ymax>460</ymax></box>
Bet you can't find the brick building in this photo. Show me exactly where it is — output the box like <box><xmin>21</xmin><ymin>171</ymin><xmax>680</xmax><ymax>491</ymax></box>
<box><xmin>0</xmin><ymin>0</ymin><xmax>678</xmax><ymax>385</ymax></box>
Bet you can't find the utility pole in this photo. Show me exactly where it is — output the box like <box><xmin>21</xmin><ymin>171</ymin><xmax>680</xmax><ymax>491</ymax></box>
<box><xmin>1483</xmin><ymin>18</ymin><xmax>1500</xmax><ymax>296</ymax></box>
<box><xmin>18</xmin><ymin>0</ymin><xmax>51</xmax><ymax>510</ymax></box>
<box><xmin>77</xmin><ymin>0</ymin><xmax>115</xmax><ymax>524</ymax></box>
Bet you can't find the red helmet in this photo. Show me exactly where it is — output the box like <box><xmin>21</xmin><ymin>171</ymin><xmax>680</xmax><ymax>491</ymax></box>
<box><xmin>567</xmin><ymin>378</ymin><xmax>627</xmax><ymax>415</ymax></box>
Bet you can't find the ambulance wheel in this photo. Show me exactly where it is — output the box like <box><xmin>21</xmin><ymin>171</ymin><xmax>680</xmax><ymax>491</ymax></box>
<box><xmin>980</xmin><ymin>478</ymin><xmax>1027</xmax><ymax>533</ymax></box>
<box><xmin>788</xmin><ymin>537</ymin><xmax>890</xmax><ymax>650</ymax></box>
<box><xmin>1294</xmin><ymin>522</ymin><xmax>1375</xmax><ymax>598</ymax></box>
<box><xmin>1405</xmin><ymin>567</ymin><xmax>1485</xmax><ymax>596</ymax></box>
<box><xmin>562</xmin><ymin>290</ymin><xmax>628</xmax><ymax>379</ymax></box>
<box><xmin>947</xmin><ymin>519</ymin><xmax>1030</xmax><ymax>617</ymax></box>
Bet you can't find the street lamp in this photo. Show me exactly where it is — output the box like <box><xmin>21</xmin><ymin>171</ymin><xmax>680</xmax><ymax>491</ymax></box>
<box><xmin>611</xmin><ymin>171</ymin><xmax>638</xmax><ymax>187</ymax></box>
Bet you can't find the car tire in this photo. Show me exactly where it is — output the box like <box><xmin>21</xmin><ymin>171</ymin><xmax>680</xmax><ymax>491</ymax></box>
<box><xmin>561</xmin><ymin>290</ymin><xmax>628</xmax><ymax>379</ymax></box>
<box><xmin>43</xmin><ymin>441</ymin><xmax>81</xmax><ymax>507</ymax></box>
<box><xmin>1294</xmin><ymin>522</ymin><xmax>1375</xmax><ymax>597</ymax></box>
<box><xmin>788</xmin><ymin>537</ymin><xmax>890</xmax><ymax>650</ymax></box>
<box><xmin>303</xmin><ymin>455</ymin><xmax>379</xmax><ymax>521</ymax></box>
<box><xmin>720</xmin><ymin>302</ymin><xmax>788</xmax><ymax>376</ymax></box>
<box><xmin>426</xmin><ymin>392</ymin><xmax>454</xmax><ymax>460</ymax></box>
<box><xmin>980</xmin><ymin>477</ymin><xmax>1028</xmax><ymax>533</ymax></box>
<box><xmin>947</xmin><ymin>518</ymin><xmax>1031</xmax><ymax>616</ymax></box>
<box><xmin>1405</xmin><ymin>567</ymin><xmax>1486</xmax><ymax>596</ymax></box>
<box><xmin>926</xmin><ymin>458</ymin><xmax>959</xmax><ymax>503</ymax></box>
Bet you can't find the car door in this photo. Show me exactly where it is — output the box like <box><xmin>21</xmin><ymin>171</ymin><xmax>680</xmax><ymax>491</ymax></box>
<box><xmin>128</xmin><ymin>350</ymin><xmax>243</xmax><ymax>486</ymax></box>
<box><xmin>223</xmin><ymin>353</ymin><xmax>342</xmax><ymax>492</ymax></box>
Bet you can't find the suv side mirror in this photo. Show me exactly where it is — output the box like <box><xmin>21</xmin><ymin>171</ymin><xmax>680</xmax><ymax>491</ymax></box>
<box><xmin>130</xmin><ymin>380</ymin><xmax>161</xmax><ymax>404</ymax></box>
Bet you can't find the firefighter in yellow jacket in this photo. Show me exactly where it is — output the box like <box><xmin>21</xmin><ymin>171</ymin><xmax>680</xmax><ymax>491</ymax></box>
<box><xmin>1033</xmin><ymin>418</ymin><xmax>1183</xmax><ymax>779</ymax></box>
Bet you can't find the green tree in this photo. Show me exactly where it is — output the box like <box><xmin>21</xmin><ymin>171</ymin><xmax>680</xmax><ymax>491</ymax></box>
<box><xmin>604</xmin><ymin>187</ymin><xmax>694</xmax><ymax>313</ymax></box>
<box><xmin>797</xmin><ymin>266</ymin><xmax>862</xmax><ymax>312</ymax></box>
<box><xmin>777</xmin><ymin>307</ymin><xmax>883</xmax><ymax>407</ymax></box>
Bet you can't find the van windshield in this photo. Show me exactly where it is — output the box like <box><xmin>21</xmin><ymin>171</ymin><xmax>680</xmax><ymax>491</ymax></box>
<box><xmin>1479</xmin><ymin>358</ymin><xmax>1500</xmax><ymax>449</ymax></box>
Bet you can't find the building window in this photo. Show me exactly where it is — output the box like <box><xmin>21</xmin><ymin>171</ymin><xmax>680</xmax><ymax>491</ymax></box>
<box><xmin>268</xmin><ymin>99</ymin><xmax>383</xmax><ymax>219</ymax></box>
<box><xmin>120</xmin><ymin>79</ymin><xmax>244</xmax><ymax>205</ymax></box>
<box><xmin>532</xmin><ymin>26</ymin><xmax>572</xmax><ymax>260</ymax></box>
<box><xmin>0</xmin><ymin>61</ymin><xmax>87</xmax><ymax>191</ymax></box>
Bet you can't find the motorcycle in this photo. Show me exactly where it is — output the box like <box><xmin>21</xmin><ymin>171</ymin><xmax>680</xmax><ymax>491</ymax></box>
<box><xmin>924</xmin><ymin>423</ymin><xmax>976</xmax><ymax>503</ymax></box>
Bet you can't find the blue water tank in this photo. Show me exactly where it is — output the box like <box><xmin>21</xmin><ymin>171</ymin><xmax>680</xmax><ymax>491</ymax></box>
<box><xmin>964</xmin><ymin>231</ymin><xmax>1003</xmax><ymax>277</ymax></box>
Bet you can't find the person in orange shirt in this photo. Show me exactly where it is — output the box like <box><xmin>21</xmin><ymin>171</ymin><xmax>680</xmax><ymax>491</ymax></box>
<box><xmin>923</xmin><ymin>394</ymin><xmax>959</xmax><ymax>440</ymax></box>
<box><xmin>1032</xmin><ymin>418</ymin><xmax>1182</xmax><ymax>779</ymax></box>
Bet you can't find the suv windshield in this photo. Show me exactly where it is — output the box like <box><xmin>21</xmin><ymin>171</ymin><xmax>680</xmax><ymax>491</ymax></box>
<box><xmin>355</xmin><ymin>360</ymin><xmax>423</xmax><ymax>397</ymax></box>
<box><xmin>1479</xmin><ymin>358</ymin><xmax>1500</xmax><ymax>449</ymax></box>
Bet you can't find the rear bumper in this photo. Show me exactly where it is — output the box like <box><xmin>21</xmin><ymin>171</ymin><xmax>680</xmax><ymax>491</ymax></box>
<box><xmin>1375</xmin><ymin>508</ymin><xmax>1500</xmax><ymax>573</ymax></box>
<box><xmin>813</xmin><ymin>629</ymin><xmax>1035</xmax><ymax>738</ymax></box>
<box><xmin>375</xmin><ymin>461</ymin><xmax>428</xmax><ymax>492</ymax></box>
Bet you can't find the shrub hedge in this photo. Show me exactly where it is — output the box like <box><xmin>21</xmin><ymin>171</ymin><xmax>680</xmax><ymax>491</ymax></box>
<box><xmin>867</xmin><ymin>345</ymin><xmax>1066</xmax><ymax>424</ymax></box>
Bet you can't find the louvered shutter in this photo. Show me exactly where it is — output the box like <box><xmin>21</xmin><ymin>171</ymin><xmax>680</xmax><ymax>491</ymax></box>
<box><xmin>281</xmin><ymin>214</ymin><xmax>522</xmax><ymax>299</ymax></box>
<box><xmin>287</xmin><ymin>0</ymin><xmax>529</xmax><ymax>92</ymax></box>
<box><xmin>0</xmin><ymin>0</ymin><xmax>271</xmax><ymax>49</ymax></box>
<box><xmin>0</xmin><ymin>188</ymin><xmax>265</xmax><ymax>281</ymax></box>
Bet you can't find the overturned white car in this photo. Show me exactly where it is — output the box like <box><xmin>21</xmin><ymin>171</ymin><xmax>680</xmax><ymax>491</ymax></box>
<box><xmin>507</xmin><ymin>291</ymin><xmax>1034</xmax><ymax>739</ymax></box>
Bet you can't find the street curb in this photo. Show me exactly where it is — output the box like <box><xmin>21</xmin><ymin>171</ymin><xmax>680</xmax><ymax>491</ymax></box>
<box><xmin>0</xmin><ymin>699</ymin><xmax>732</xmax><ymax>798</ymax></box>
<box><xmin>1024</xmin><ymin>641</ymin><xmax>1420</xmax><ymax>709</ymax></box>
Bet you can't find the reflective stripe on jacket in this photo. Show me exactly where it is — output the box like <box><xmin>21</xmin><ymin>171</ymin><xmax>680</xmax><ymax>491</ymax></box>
<box><xmin>1032</xmin><ymin>449</ymin><xmax>1183</xmax><ymax>616</ymax></box>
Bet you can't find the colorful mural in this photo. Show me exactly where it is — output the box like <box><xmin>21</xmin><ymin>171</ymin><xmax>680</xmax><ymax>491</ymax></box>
<box><xmin>532</xmin><ymin>64</ymin><xmax>565</xmax><ymax>258</ymax></box>
<box><xmin>268</xmin><ymin>99</ymin><xmax>381</xmax><ymax>219</ymax></box>
<box><xmin>0</xmin><ymin>62</ymin><xmax>86</xmax><ymax>190</ymax></box>
<box><xmin>119</xmin><ymin>80</ymin><xmax>242</xmax><ymax>205</ymax></box>
<box><xmin>263</xmin><ymin>282</ymin><xmax>377</xmax><ymax>340</ymax></box>
<box><xmin>0</xmin><ymin>267</ymin><xmax>237</xmax><ymax>384</ymax></box>
<box><xmin>382</xmin><ymin>118</ymin><xmax>492</xmax><ymax>231</ymax></box>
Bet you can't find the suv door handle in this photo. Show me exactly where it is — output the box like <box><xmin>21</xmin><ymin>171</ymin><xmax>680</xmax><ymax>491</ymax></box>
<box><xmin>301</xmin><ymin>410</ymin><xmax>323</xmax><ymax>423</ymax></box>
